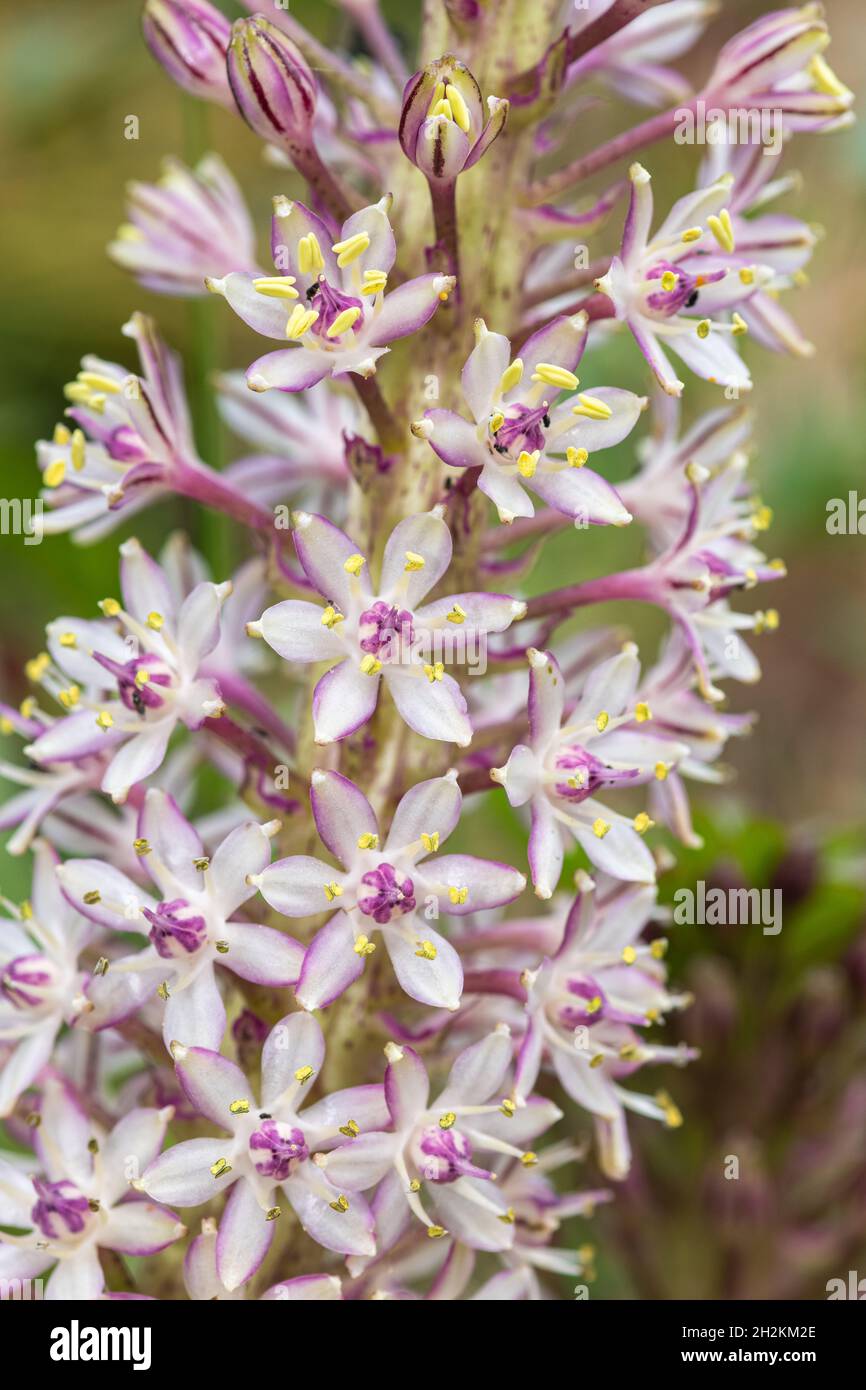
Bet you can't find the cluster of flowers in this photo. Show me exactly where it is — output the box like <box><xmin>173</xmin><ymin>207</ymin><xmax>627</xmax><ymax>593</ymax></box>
<box><xmin>0</xmin><ymin>1</ymin><xmax>850</xmax><ymax>1300</ymax></box>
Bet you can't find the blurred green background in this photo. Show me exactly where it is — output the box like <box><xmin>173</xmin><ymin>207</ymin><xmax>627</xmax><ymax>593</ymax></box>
<box><xmin>1</xmin><ymin>0</ymin><xmax>865</xmax><ymax>1298</ymax></box>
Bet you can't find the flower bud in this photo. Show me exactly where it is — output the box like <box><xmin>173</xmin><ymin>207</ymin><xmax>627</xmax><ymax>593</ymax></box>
<box><xmin>142</xmin><ymin>0</ymin><xmax>233</xmax><ymax>107</ymax></box>
<box><xmin>399</xmin><ymin>55</ymin><xmax>508</xmax><ymax>183</ymax></box>
<box><xmin>227</xmin><ymin>16</ymin><xmax>317</xmax><ymax>149</ymax></box>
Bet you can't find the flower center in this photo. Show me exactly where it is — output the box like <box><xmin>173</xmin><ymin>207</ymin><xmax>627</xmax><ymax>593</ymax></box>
<box><xmin>357</xmin><ymin>862</ymin><xmax>416</xmax><ymax>925</ymax></box>
<box><xmin>358</xmin><ymin>602</ymin><xmax>414</xmax><ymax>663</ymax></box>
<box><xmin>142</xmin><ymin>898</ymin><xmax>207</xmax><ymax>959</ymax></box>
<box><xmin>643</xmin><ymin>262</ymin><xmax>725</xmax><ymax>319</ymax></box>
<box><xmin>415</xmin><ymin>1125</ymin><xmax>491</xmax><ymax>1184</ymax></box>
<box><xmin>493</xmin><ymin>402</ymin><xmax>549</xmax><ymax>457</ymax></box>
<box><xmin>31</xmin><ymin>1178</ymin><xmax>94</xmax><ymax>1242</ymax></box>
<box><xmin>249</xmin><ymin>1119</ymin><xmax>308</xmax><ymax>1181</ymax></box>
<box><xmin>308</xmin><ymin>276</ymin><xmax>364</xmax><ymax>339</ymax></box>
<box><xmin>553</xmin><ymin>746</ymin><xmax>638</xmax><ymax>803</ymax></box>
<box><xmin>1</xmin><ymin>954</ymin><xmax>60</xmax><ymax>1011</ymax></box>
<box><xmin>91</xmin><ymin>650</ymin><xmax>172</xmax><ymax>716</ymax></box>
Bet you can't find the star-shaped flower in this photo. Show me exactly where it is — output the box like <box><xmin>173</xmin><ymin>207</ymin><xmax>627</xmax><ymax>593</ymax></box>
<box><xmin>252</xmin><ymin>769</ymin><xmax>526</xmax><ymax>1012</ymax></box>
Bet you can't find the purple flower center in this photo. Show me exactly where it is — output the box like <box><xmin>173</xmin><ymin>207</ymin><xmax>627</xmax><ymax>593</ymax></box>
<box><xmin>31</xmin><ymin>1178</ymin><xmax>92</xmax><ymax>1240</ymax></box>
<box><xmin>358</xmin><ymin>602</ymin><xmax>414</xmax><ymax>662</ymax></box>
<box><xmin>91</xmin><ymin>650</ymin><xmax>171</xmax><ymax>716</ymax></box>
<box><xmin>249</xmin><ymin>1119</ymin><xmax>308</xmax><ymax>1181</ymax></box>
<box><xmin>142</xmin><ymin>899</ymin><xmax>207</xmax><ymax>959</ymax></box>
<box><xmin>644</xmin><ymin>261</ymin><xmax>726</xmax><ymax>318</ymax></box>
<box><xmin>309</xmin><ymin>276</ymin><xmax>364</xmax><ymax>338</ymax></box>
<box><xmin>416</xmin><ymin>1126</ymin><xmax>492</xmax><ymax>1184</ymax></box>
<box><xmin>554</xmin><ymin>745</ymin><xmax>638</xmax><ymax>803</ymax></box>
<box><xmin>559</xmin><ymin>977</ymin><xmax>608</xmax><ymax>1027</ymax></box>
<box><xmin>357</xmin><ymin>862</ymin><xmax>416</xmax><ymax>925</ymax></box>
<box><xmin>494</xmin><ymin>402</ymin><xmax>549</xmax><ymax>456</ymax></box>
<box><xmin>1</xmin><ymin>954</ymin><xmax>58</xmax><ymax>1010</ymax></box>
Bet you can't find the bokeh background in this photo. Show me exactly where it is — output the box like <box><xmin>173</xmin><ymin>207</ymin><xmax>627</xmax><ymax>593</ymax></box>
<box><xmin>1</xmin><ymin>0</ymin><xmax>865</xmax><ymax>1297</ymax></box>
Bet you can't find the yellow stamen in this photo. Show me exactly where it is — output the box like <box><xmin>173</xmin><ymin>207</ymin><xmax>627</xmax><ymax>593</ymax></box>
<box><xmin>809</xmin><ymin>54</ymin><xmax>851</xmax><ymax>99</ymax></box>
<box><xmin>229</xmin><ymin>1099</ymin><xmax>250</xmax><ymax>1115</ymax></box>
<box><xmin>25</xmin><ymin>653</ymin><xmax>50</xmax><ymax>681</ymax></box>
<box><xmin>427</xmin><ymin>1225</ymin><xmax>447</xmax><ymax>1238</ymax></box>
<box><xmin>489</xmin><ymin>411</ymin><xmax>505</xmax><ymax>433</ymax></box>
<box><xmin>96</xmin><ymin>711</ymin><xmax>114</xmax><ymax>731</ymax></box>
<box><xmin>634</xmin><ymin>812</ymin><xmax>653</xmax><ymax>835</ymax></box>
<box><xmin>359</xmin><ymin>654</ymin><xmax>382</xmax><ymax>677</ymax></box>
<box><xmin>20</xmin><ymin>697</ymin><xmax>36</xmax><ymax>719</ymax></box>
<box><xmin>421</xmin><ymin>831</ymin><xmax>440</xmax><ymax>853</ymax></box>
<box><xmin>53</xmin><ymin>423</ymin><xmax>71</xmax><ymax>445</ymax></box>
<box><xmin>635</xmin><ymin>702</ymin><xmax>651</xmax><ymax>722</ymax></box>
<box><xmin>500</xmin><ymin>1098</ymin><xmax>516</xmax><ymax>1118</ymax></box>
<box><xmin>696</xmin><ymin>319</ymin><xmax>711</xmax><ymax>339</ymax></box>
<box><xmin>297</xmin><ymin>233</ymin><xmax>324</xmax><ymax>276</ymax></box>
<box><xmin>362</xmin><ymin>269</ymin><xmax>388</xmax><ymax>296</ymax></box>
<box><xmin>404</xmin><ymin>550</ymin><xmax>425</xmax><ymax>572</ymax></box>
<box><xmin>354</xmin><ymin>934</ymin><xmax>376</xmax><ymax>956</ymax></box>
<box><xmin>446</xmin><ymin>604</ymin><xmax>466</xmax><ymax>625</ymax></box>
<box><xmin>321</xmin><ymin>604</ymin><xmax>344</xmax><ymax>629</ymax></box>
<box><xmin>595</xmin><ymin>710</ymin><xmax>609</xmax><ymax>732</ymax></box>
<box><xmin>707</xmin><ymin>209</ymin><xmax>735</xmax><ymax>254</ymax></box>
<box><xmin>58</xmin><ymin>632</ymin><xmax>77</xmax><ymax>648</ymax></box>
<box><xmin>252</xmin><ymin>275</ymin><xmax>299</xmax><ymax>300</ymax></box>
<box><xmin>210</xmin><ymin>1158</ymin><xmax>232</xmax><ymax>1178</ymax></box>
<box><xmin>445</xmin><ymin>82</ymin><xmax>471</xmax><ymax>133</ymax></box>
<box><xmin>622</xmin><ymin>945</ymin><xmax>637</xmax><ymax>965</ymax></box>
<box><xmin>448</xmin><ymin>886</ymin><xmax>469</xmax><ymax>905</ymax></box>
<box><xmin>531</xmin><ymin>363</ymin><xmax>579</xmax><ymax>390</ymax></box>
<box><xmin>439</xmin><ymin>1112</ymin><xmax>457</xmax><ymax>1130</ymax></box>
<box><xmin>83</xmin><ymin>891</ymin><xmax>101</xmax><ymax>906</ymax></box>
<box><xmin>327</xmin><ymin>307</ymin><xmax>362</xmax><ymax>338</ymax></box>
<box><xmin>99</xmin><ymin>597</ymin><xmax>121</xmax><ymax>617</ymax></box>
<box><xmin>520</xmin><ymin>1152</ymin><xmax>538</xmax><ymax>1167</ymax></box>
<box><xmin>572</xmin><ymin>393</ymin><xmax>612</xmax><ymax>421</ymax></box>
<box><xmin>424</xmin><ymin>662</ymin><xmax>445</xmax><ymax>682</ymax></box>
<box><xmin>44</xmin><ymin>460</ymin><xmax>66</xmax><ymax>489</ymax></box>
<box><xmin>343</xmin><ymin>553</ymin><xmax>366</xmax><ymax>576</ymax></box>
<box><xmin>357</xmin><ymin>832</ymin><xmax>379</xmax><ymax>850</ymax></box>
<box><xmin>146</xmin><ymin>611</ymin><xmax>164</xmax><ymax>631</ymax></box>
<box><xmin>415</xmin><ymin>939</ymin><xmax>437</xmax><ymax>960</ymax></box>
<box><xmin>567</xmin><ymin>447</ymin><xmax>588</xmax><ymax>468</ymax></box>
<box><xmin>70</xmin><ymin>429</ymin><xmax>86</xmax><ymax>471</ymax></box>
<box><xmin>661</xmin><ymin>270</ymin><xmax>678</xmax><ymax>292</ymax></box>
<box><xmin>323</xmin><ymin>881</ymin><xmax>343</xmax><ymax>902</ymax></box>
<box><xmin>654</xmin><ymin>762</ymin><xmax>669</xmax><ymax>781</ymax></box>
<box><xmin>339</xmin><ymin>1119</ymin><xmax>360</xmax><ymax>1139</ymax></box>
<box><xmin>656</xmin><ymin>1090</ymin><xmax>683</xmax><ymax>1129</ymax></box>
<box><xmin>739</xmin><ymin>266</ymin><xmax>755</xmax><ymax>286</ymax></box>
<box><xmin>731</xmin><ymin>312</ymin><xmax>748</xmax><ymax>337</ymax></box>
<box><xmin>517</xmin><ymin>449</ymin><xmax>539</xmax><ymax>478</ymax></box>
<box><xmin>133</xmin><ymin>838</ymin><xmax>151</xmax><ymax>856</ymax></box>
<box><xmin>681</xmin><ymin>227</ymin><xmax>703</xmax><ymax>243</ymax></box>
<box><xmin>498</xmin><ymin>358</ymin><xmax>524</xmax><ymax>395</ymax></box>
<box><xmin>592</xmin><ymin>818</ymin><xmax>610</xmax><ymax>839</ymax></box>
<box><xmin>294</xmin><ymin>1065</ymin><xmax>314</xmax><ymax>1084</ymax></box>
<box><xmin>331</xmin><ymin>231</ymin><xmax>370</xmax><ymax>267</ymax></box>
<box><xmin>329</xmin><ymin>1194</ymin><xmax>350</xmax><ymax>1214</ymax></box>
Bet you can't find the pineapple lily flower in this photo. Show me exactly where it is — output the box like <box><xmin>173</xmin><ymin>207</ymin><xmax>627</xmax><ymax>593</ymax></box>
<box><xmin>399</xmin><ymin>54</ymin><xmax>509</xmax><ymax>182</ymax></box>
<box><xmin>320</xmin><ymin>1026</ymin><xmax>556</xmax><ymax>1255</ymax></box>
<box><xmin>513</xmin><ymin>877</ymin><xmax>696</xmax><ymax>1180</ymax></box>
<box><xmin>55</xmin><ymin>788</ymin><xmax>304</xmax><ymax>1051</ymax></box>
<box><xmin>418</xmin><ymin>313</ymin><xmax>643</xmax><ymax>525</ymax></box>
<box><xmin>492</xmin><ymin>645</ymin><xmax>689</xmax><ymax>894</ymax></box>
<box><xmin>208</xmin><ymin>194</ymin><xmax>455</xmax><ymax>391</ymax></box>
<box><xmin>253</xmin><ymin>769</ymin><xmax>526</xmax><ymax>1012</ymax></box>
<box><xmin>183</xmin><ymin>1217</ymin><xmax>343</xmax><ymax>1300</ymax></box>
<box><xmin>23</xmin><ymin>539</ymin><xmax>231</xmax><ymax>804</ymax></box>
<box><xmin>596</xmin><ymin>163</ymin><xmax>776</xmax><ymax>396</ymax></box>
<box><xmin>0</xmin><ymin>842</ymin><xmax>93</xmax><ymax>1117</ymax></box>
<box><xmin>247</xmin><ymin>509</ymin><xmax>526</xmax><ymax>746</ymax></box>
<box><xmin>142</xmin><ymin>0</ymin><xmax>234</xmax><ymax>108</ymax></box>
<box><xmin>140</xmin><ymin>1011</ymin><xmax>389</xmax><ymax>1285</ymax></box>
<box><xmin>0</xmin><ymin>1080</ymin><xmax>183</xmax><ymax>1300</ymax></box>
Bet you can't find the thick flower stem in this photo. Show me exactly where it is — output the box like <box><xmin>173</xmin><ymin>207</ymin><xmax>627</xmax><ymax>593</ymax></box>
<box><xmin>429</xmin><ymin>178</ymin><xmax>461</xmax><ymax>287</ymax></box>
<box><xmin>176</xmin><ymin>461</ymin><xmax>274</xmax><ymax>533</ymax></box>
<box><xmin>352</xmin><ymin>375</ymin><xmax>406</xmax><ymax>457</ymax></box>
<box><xmin>524</xmin><ymin>566</ymin><xmax>661</xmax><ymax>621</ymax></box>
<box><xmin>529</xmin><ymin>102</ymin><xmax>693</xmax><ymax>204</ymax></box>
<box><xmin>286</xmin><ymin>141</ymin><xmax>360</xmax><ymax>225</ymax></box>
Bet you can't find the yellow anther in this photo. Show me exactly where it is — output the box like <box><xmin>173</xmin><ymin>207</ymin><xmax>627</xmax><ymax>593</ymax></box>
<box><xmin>446</xmin><ymin>604</ymin><xmax>466</xmax><ymax>625</ymax></box>
<box><xmin>619</xmin><ymin>1043</ymin><xmax>640</xmax><ymax>1061</ymax></box>
<box><xmin>707</xmin><ymin>209</ymin><xmax>735</xmax><ymax>254</ymax></box>
<box><xmin>567</xmin><ymin>447</ymin><xmax>588</xmax><ymax>468</ymax></box>
<box><xmin>590</xmin><ymin>1054</ymin><xmax>605</xmax><ymax>1068</ymax></box>
<box><xmin>572</xmin><ymin>393</ymin><xmax>613</xmax><ymax>421</ymax></box>
<box><xmin>421</xmin><ymin>831</ymin><xmax>440</xmax><ymax>853</ymax></box>
<box><xmin>681</xmin><ymin>226</ymin><xmax>703</xmax><ymax>243</ymax></box>
<box><xmin>323</xmin><ymin>881</ymin><xmax>343</xmax><ymax>902</ymax></box>
<box><xmin>134</xmin><ymin>669</ymin><xmax>150</xmax><ymax>688</ymax></box>
<box><xmin>229</xmin><ymin>1098</ymin><xmax>250</xmax><ymax>1115</ymax></box>
<box><xmin>739</xmin><ymin>266</ymin><xmax>755</xmax><ymax>286</ymax></box>
<box><xmin>731</xmin><ymin>312</ymin><xmax>748</xmax><ymax>337</ymax></box>
<box><xmin>633</xmin><ymin>812</ymin><xmax>653</xmax><ymax>835</ymax></box>
<box><xmin>157</xmin><ymin>980</ymin><xmax>170</xmax><ymax>1000</ymax></box>
<box><xmin>808</xmin><ymin>54</ymin><xmax>851</xmax><ymax>98</ymax></box>
<box><xmin>44</xmin><ymin>460</ymin><xmax>67</xmax><ymax>488</ymax></box>
<box><xmin>99</xmin><ymin>597</ymin><xmax>121</xmax><ymax>617</ymax></box>
<box><xmin>654</xmin><ymin>762</ymin><xmax>669</xmax><ymax>781</ymax></box>
<box><xmin>445</xmin><ymin>82</ymin><xmax>471</xmax><ymax>133</ymax></box>
<box><xmin>409</xmin><ymin>1179</ymin><xmax>421</xmax><ymax>1193</ymax></box>
<box><xmin>584</xmin><ymin>995</ymin><xmax>602</xmax><ymax>1015</ymax></box>
<box><xmin>294</xmin><ymin>1065</ymin><xmax>315</xmax><ymax>1084</ymax></box>
<box><xmin>634</xmin><ymin>701</ymin><xmax>651</xmax><ymax>722</ymax></box>
<box><xmin>431</xmin><ymin>97</ymin><xmax>454</xmax><ymax>120</ymax></box>
<box><xmin>621</xmin><ymin>945</ymin><xmax>637</xmax><ymax>965</ymax></box>
<box><xmin>650</xmin><ymin>938</ymin><xmax>668</xmax><ymax>960</ymax></box>
<box><xmin>357</xmin><ymin>832</ymin><xmax>379</xmax><ymax>850</ymax></box>
<box><xmin>193</xmin><ymin>857</ymin><xmax>210</xmax><ymax>872</ymax></box>
<box><xmin>696</xmin><ymin>319</ymin><xmax>711</xmax><ymax>339</ymax></box>
<box><xmin>424</xmin><ymin>662</ymin><xmax>445</xmax><ymax>683</ymax></box>
<box><xmin>427</xmin><ymin>1225</ymin><xmax>447</xmax><ymax>1239</ymax></box>
<box><xmin>20</xmin><ymin>696</ymin><xmax>36</xmax><ymax>719</ymax></box>
<box><xmin>339</xmin><ymin>1119</ymin><xmax>361</xmax><ymax>1139</ymax></box>
<box><xmin>25</xmin><ymin>652</ymin><xmax>50</xmax><ymax>682</ymax></box>
<box><xmin>531</xmin><ymin>363</ymin><xmax>579</xmax><ymax>390</ymax></box>
<box><xmin>765</xmin><ymin>609</ymin><xmax>780</xmax><ymax>630</ymax></box>
<box><xmin>321</xmin><ymin>604</ymin><xmax>344</xmax><ymax>629</ymax></box>
<box><xmin>331</xmin><ymin>231</ymin><xmax>370</xmax><ymax>267</ymax></box>
<box><xmin>489</xmin><ymin>411</ymin><xmax>505</xmax><ymax>433</ymax></box>
<box><xmin>93</xmin><ymin>956</ymin><xmax>109</xmax><ymax>976</ymax></box>
<box><xmin>58</xmin><ymin>632</ymin><xmax>77</xmax><ymax>648</ymax></box>
<box><xmin>146</xmin><ymin>611</ymin><xmax>164</xmax><ymax>631</ymax></box>
<box><xmin>439</xmin><ymin>1112</ymin><xmax>457</xmax><ymax>1130</ymax></box>
<box><xmin>498</xmin><ymin>358</ymin><xmax>524</xmax><ymax>395</ymax></box>
<box><xmin>500</xmin><ymin>1098</ymin><xmax>516</xmax><ymax>1118</ymax></box>
<box><xmin>520</xmin><ymin>1152</ymin><xmax>538</xmax><ymax>1167</ymax></box>
<box><xmin>354</xmin><ymin>934</ymin><xmax>376</xmax><ymax>956</ymax></box>
<box><xmin>661</xmin><ymin>271</ymin><xmax>678</xmax><ymax>292</ymax></box>
<box><xmin>567</xmin><ymin>770</ymin><xmax>587</xmax><ymax>790</ymax></box>
<box><xmin>656</xmin><ymin>1090</ymin><xmax>683</xmax><ymax>1129</ymax></box>
<box><xmin>329</xmin><ymin>1194</ymin><xmax>350</xmax><ymax>1213</ymax></box>
<box><xmin>404</xmin><ymin>551</ymin><xmax>425</xmax><ymax>572</ymax></box>
<box><xmin>70</xmin><ymin>429</ymin><xmax>86</xmax><ymax>471</ymax></box>
<box><xmin>414</xmin><ymin>939</ymin><xmax>437</xmax><ymax>960</ymax></box>
<box><xmin>83</xmin><ymin>890</ymin><xmax>101</xmax><ymax>905</ymax></box>
<box><xmin>327</xmin><ymin>307</ymin><xmax>362</xmax><ymax>339</ymax></box>
<box><xmin>343</xmin><ymin>553</ymin><xmax>366</xmax><ymax>576</ymax></box>
<box><xmin>214</xmin><ymin>940</ymin><xmax>230</xmax><ymax>954</ymax></box>
<box><xmin>53</xmin><ymin>423</ymin><xmax>71</xmax><ymax>445</ymax></box>
<box><xmin>0</xmin><ymin>716</ymin><xmax>13</xmax><ymax>734</ymax></box>
<box><xmin>210</xmin><ymin>1158</ymin><xmax>232</xmax><ymax>1178</ymax></box>
<box><xmin>498</xmin><ymin>1207</ymin><xmax>516</xmax><ymax>1225</ymax></box>
<box><xmin>266</xmin><ymin>1207</ymin><xmax>281</xmax><ymax>1221</ymax></box>
<box><xmin>20</xmin><ymin>900</ymin><xmax>33</xmax><ymax>920</ymax></box>
<box><xmin>361</xmin><ymin>268</ymin><xmax>388</xmax><ymax>296</ymax></box>
<box><xmin>77</xmin><ymin>371</ymin><xmax>121</xmax><ymax>395</ymax></box>
<box><xmin>592</xmin><ymin>818</ymin><xmax>610</xmax><ymax>839</ymax></box>
<box><xmin>297</xmin><ymin>233</ymin><xmax>324</xmax><ymax>275</ymax></box>
<box><xmin>752</xmin><ymin>505</ymin><xmax>773</xmax><ymax>531</ymax></box>
<box><xmin>360</xmin><ymin>654</ymin><xmax>382</xmax><ymax>676</ymax></box>
<box><xmin>286</xmin><ymin>304</ymin><xmax>319</xmax><ymax>339</ymax></box>
<box><xmin>95</xmin><ymin>711</ymin><xmax>114</xmax><ymax>731</ymax></box>
<box><xmin>517</xmin><ymin>450</ymin><xmax>539</xmax><ymax>478</ymax></box>
<box><xmin>252</xmin><ymin>275</ymin><xmax>299</xmax><ymax>300</ymax></box>
<box><xmin>448</xmin><ymin>886</ymin><xmax>469</xmax><ymax>905</ymax></box>
<box><xmin>595</xmin><ymin>710</ymin><xmax>609</xmax><ymax>732</ymax></box>
<box><xmin>133</xmin><ymin>838</ymin><xmax>151</xmax><ymax>856</ymax></box>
